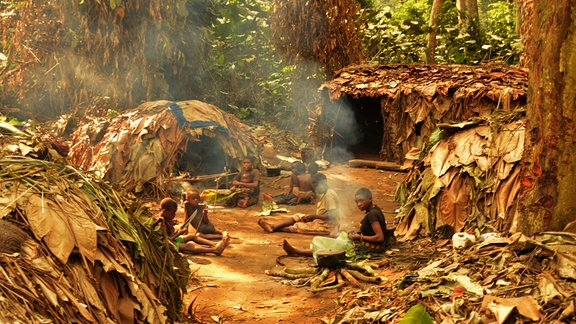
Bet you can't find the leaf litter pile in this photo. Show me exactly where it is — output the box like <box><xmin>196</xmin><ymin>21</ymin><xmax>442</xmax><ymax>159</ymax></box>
<box><xmin>303</xmin><ymin>231</ymin><xmax>576</xmax><ymax>323</ymax></box>
<box><xmin>0</xmin><ymin>128</ymin><xmax>190</xmax><ymax>323</ymax></box>
<box><xmin>3</xmin><ymin>104</ymin><xmax>576</xmax><ymax>323</ymax></box>
<box><xmin>266</xmin><ymin>111</ymin><xmax>576</xmax><ymax>323</ymax></box>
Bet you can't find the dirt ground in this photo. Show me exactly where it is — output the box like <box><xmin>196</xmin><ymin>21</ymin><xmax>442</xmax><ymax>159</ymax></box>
<box><xmin>177</xmin><ymin>163</ymin><xmax>406</xmax><ymax>323</ymax></box>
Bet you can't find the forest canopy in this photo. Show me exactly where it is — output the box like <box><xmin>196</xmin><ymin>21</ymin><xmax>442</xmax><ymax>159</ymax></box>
<box><xmin>0</xmin><ymin>0</ymin><xmax>520</xmax><ymax>125</ymax></box>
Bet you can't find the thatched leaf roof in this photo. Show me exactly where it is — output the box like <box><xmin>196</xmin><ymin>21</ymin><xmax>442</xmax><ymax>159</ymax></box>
<box><xmin>69</xmin><ymin>100</ymin><xmax>258</xmax><ymax>195</ymax></box>
<box><xmin>320</xmin><ymin>63</ymin><xmax>528</xmax><ymax>101</ymax></box>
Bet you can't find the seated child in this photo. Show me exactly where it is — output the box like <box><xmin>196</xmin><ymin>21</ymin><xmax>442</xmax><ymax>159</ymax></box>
<box><xmin>263</xmin><ymin>161</ymin><xmax>314</xmax><ymax>205</ymax></box>
<box><xmin>184</xmin><ymin>189</ymin><xmax>226</xmax><ymax>240</ymax></box>
<box><xmin>157</xmin><ymin>198</ymin><xmax>228</xmax><ymax>255</ymax></box>
<box><xmin>226</xmin><ymin>156</ymin><xmax>260</xmax><ymax>208</ymax></box>
<box><xmin>290</xmin><ymin>162</ymin><xmax>314</xmax><ymax>204</ymax></box>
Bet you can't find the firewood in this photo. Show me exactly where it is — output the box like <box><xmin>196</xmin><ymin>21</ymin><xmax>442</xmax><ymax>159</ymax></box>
<box><xmin>347</xmin><ymin>261</ymin><xmax>377</xmax><ymax>276</ymax></box>
<box><xmin>339</xmin><ymin>268</ymin><xmax>361</xmax><ymax>287</ymax></box>
<box><xmin>309</xmin><ymin>268</ymin><xmax>330</xmax><ymax>291</ymax></box>
<box><xmin>311</xmin><ymin>281</ymin><xmax>345</xmax><ymax>293</ymax></box>
<box><xmin>265</xmin><ymin>269</ymin><xmax>313</xmax><ymax>279</ymax></box>
<box><xmin>284</xmin><ymin>267</ymin><xmax>318</xmax><ymax>275</ymax></box>
<box><xmin>347</xmin><ymin>269</ymin><xmax>381</xmax><ymax>284</ymax></box>
<box><xmin>319</xmin><ymin>270</ymin><xmax>338</xmax><ymax>287</ymax></box>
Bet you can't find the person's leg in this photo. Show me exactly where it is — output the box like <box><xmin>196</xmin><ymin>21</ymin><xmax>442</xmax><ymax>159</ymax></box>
<box><xmin>257</xmin><ymin>217</ymin><xmax>296</xmax><ymax>233</ymax></box>
<box><xmin>179</xmin><ymin>236</ymin><xmax>229</xmax><ymax>255</ymax></box>
<box><xmin>198</xmin><ymin>230</ymin><xmax>228</xmax><ymax>240</ymax></box>
<box><xmin>197</xmin><ymin>223</ymin><xmax>224</xmax><ymax>240</ymax></box>
<box><xmin>237</xmin><ymin>196</ymin><xmax>250</xmax><ymax>208</ymax></box>
<box><xmin>189</xmin><ymin>235</ymin><xmax>217</xmax><ymax>246</ymax></box>
<box><xmin>197</xmin><ymin>232</ymin><xmax>223</xmax><ymax>240</ymax></box>
<box><xmin>243</xmin><ymin>195</ymin><xmax>258</xmax><ymax>208</ymax></box>
<box><xmin>282</xmin><ymin>239</ymin><xmax>313</xmax><ymax>257</ymax></box>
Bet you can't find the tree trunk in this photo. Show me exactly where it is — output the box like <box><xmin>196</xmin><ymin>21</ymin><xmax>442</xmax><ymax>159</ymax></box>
<box><xmin>426</xmin><ymin>0</ymin><xmax>443</xmax><ymax>64</ymax></box>
<box><xmin>466</xmin><ymin>0</ymin><xmax>479</xmax><ymax>22</ymax></box>
<box><xmin>515</xmin><ymin>0</ymin><xmax>576</xmax><ymax>234</ymax></box>
<box><xmin>456</xmin><ymin>0</ymin><xmax>467</xmax><ymax>25</ymax></box>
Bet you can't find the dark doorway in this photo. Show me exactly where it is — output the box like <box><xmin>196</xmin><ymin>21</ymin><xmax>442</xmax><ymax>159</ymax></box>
<box><xmin>176</xmin><ymin>136</ymin><xmax>227</xmax><ymax>176</ymax></box>
<box><xmin>329</xmin><ymin>97</ymin><xmax>383</xmax><ymax>161</ymax></box>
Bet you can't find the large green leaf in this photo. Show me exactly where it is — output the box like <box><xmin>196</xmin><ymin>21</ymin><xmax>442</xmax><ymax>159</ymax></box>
<box><xmin>399</xmin><ymin>304</ymin><xmax>433</xmax><ymax>324</ymax></box>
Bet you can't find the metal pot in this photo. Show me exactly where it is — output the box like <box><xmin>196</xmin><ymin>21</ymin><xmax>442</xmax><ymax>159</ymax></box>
<box><xmin>316</xmin><ymin>249</ymin><xmax>346</xmax><ymax>268</ymax></box>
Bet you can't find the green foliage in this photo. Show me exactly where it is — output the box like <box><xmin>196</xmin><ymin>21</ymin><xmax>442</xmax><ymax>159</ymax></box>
<box><xmin>399</xmin><ymin>303</ymin><xmax>433</xmax><ymax>324</ymax></box>
<box><xmin>358</xmin><ymin>0</ymin><xmax>521</xmax><ymax>65</ymax></box>
<box><xmin>1</xmin><ymin>0</ymin><xmax>522</xmax><ymax>129</ymax></box>
<box><xmin>480</xmin><ymin>1</ymin><xmax>522</xmax><ymax>64</ymax></box>
<box><xmin>205</xmin><ymin>0</ymin><xmax>293</xmax><ymax>124</ymax></box>
<box><xmin>358</xmin><ymin>4</ymin><xmax>428</xmax><ymax>64</ymax></box>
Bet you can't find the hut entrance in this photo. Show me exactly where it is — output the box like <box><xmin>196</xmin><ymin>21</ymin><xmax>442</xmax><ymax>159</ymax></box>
<box><xmin>331</xmin><ymin>97</ymin><xmax>383</xmax><ymax>161</ymax></box>
<box><xmin>176</xmin><ymin>137</ymin><xmax>227</xmax><ymax>176</ymax></box>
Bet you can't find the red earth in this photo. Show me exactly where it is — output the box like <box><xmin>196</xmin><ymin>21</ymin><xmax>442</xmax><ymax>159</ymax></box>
<box><xmin>177</xmin><ymin>164</ymin><xmax>405</xmax><ymax>323</ymax></box>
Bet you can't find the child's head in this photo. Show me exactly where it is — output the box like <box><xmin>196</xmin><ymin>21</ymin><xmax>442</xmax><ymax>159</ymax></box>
<box><xmin>160</xmin><ymin>197</ymin><xmax>178</xmax><ymax>220</ymax></box>
<box><xmin>294</xmin><ymin>162</ymin><xmax>306</xmax><ymax>175</ymax></box>
<box><xmin>311</xmin><ymin>173</ymin><xmax>327</xmax><ymax>194</ymax></box>
<box><xmin>241</xmin><ymin>156</ymin><xmax>255</xmax><ymax>171</ymax></box>
<box><xmin>185</xmin><ymin>189</ymin><xmax>201</xmax><ymax>206</ymax></box>
<box><xmin>241</xmin><ymin>172</ymin><xmax>253</xmax><ymax>183</ymax></box>
<box><xmin>308</xmin><ymin>162</ymin><xmax>319</xmax><ymax>175</ymax></box>
<box><xmin>354</xmin><ymin>188</ymin><xmax>373</xmax><ymax>212</ymax></box>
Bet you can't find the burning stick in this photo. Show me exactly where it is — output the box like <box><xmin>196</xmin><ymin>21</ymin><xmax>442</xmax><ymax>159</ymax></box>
<box><xmin>309</xmin><ymin>268</ymin><xmax>330</xmax><ymax>292</ymax></box>
<box><xmin>339</xmin><ymin>268</ymin><xmax>362</xmax><ymax>287</ymax></box>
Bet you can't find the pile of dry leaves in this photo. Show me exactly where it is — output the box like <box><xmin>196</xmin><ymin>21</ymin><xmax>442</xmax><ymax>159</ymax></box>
<box><xmin>322</xmin><ymin>231</ymin><xmax>576</xmax><ymax>323</ymax></box>
<box><xmin>0</xmin><ymin>124</ymin><xmax>190</xmax><ymax>322</ymax></box>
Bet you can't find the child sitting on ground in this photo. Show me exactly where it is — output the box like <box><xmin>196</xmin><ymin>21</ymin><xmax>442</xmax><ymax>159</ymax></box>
<box><xmin>183</xmin><ymin>189</ymin><xmax>226</xmax><ymax>240</ymax></box>
<box><xmin>263</xmin><ymin>161</ymin><xmax>314</xmax><ymax>205</ymax></box>
<box><xmin>226</xmin><ymin>156</ymin><xmax>260</xmax><ymax>208</ymax></box>
<box><xmin>157</xmin><ymin>198</ymin><xmax>228</xmax><ymax>255</ymax></box>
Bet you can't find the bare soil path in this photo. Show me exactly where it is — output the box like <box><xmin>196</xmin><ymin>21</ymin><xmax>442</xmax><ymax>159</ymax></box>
<box><xmin>179</xmin><ymin>164</ymin><xmax>405</xmax><ymax>323</ymax></box>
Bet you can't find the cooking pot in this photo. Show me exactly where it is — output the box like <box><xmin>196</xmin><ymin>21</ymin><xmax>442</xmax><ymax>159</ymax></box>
<box><xmin>316</xmin><ymin>249</ymin><xmax>346</xmax><ymax>268</ymax></box>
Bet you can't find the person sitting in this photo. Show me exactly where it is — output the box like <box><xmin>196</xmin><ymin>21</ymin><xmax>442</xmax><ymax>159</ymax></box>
<box><xmin>226</xmin><ymin>156</ymin><xmax>260</xmax><ymax>208</ymax></box>
<box><xmin>157</xmin><ymin>198</ymin><xmax>228</xmax><ymax>255</ymax></box>
<box><xmin>281</xmin><ymin>187</ymin><xmax>387</xmax><ymax>257</ymax></box>
<box><xmin>258</xmin><ymin>173</ymin><xmax>339</xmax><ymax>236</ymax></box>
<box><xmin>307</xmin><ymin>161</ymin><xmax>319</xmax><ymax>176</ymax></box>
<box><xmin>263</xmin><ymin>161</ymin><xmax>314</xmax><ymax>205</ymax></box>
<box><xmin>183</xmin><ymin>189</ymin><xmax>226</xmax><ymax>240</ymax></box>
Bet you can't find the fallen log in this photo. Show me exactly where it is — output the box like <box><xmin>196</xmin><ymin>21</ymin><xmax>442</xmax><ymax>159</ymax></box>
<box><xmin>348</xmin><ymin>159</ymin><xmax>408</xmax><ymax>172</ymax></box>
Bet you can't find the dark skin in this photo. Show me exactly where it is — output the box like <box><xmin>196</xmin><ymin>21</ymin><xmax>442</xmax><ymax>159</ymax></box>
<box><xmin>258</xmin><ymin>179</ymin><xmax>334</xmax><ymax>234</ymax></box>
<box><xmin>230</xmin><ymin>158</ymin><xmax>259</xmax><ymax>191</ymax></box>
<box><xmin>281</xmin><ymin>192</ymin><xmax>384</xmax><ymax>256</ymax></box>
<box><xmin>160</xmin><ymin>207</ymin><xmax>228</xmax><ymax>255</ymax></box>
<box><xmin>184</xmin><ymin>190</ymin><xmax>224</xmax><ymax>240</ymax></box>
<box><xmin>348</xmin><ymin>195</ymin><xmax>385</xmax><ymax>244</ymax></box>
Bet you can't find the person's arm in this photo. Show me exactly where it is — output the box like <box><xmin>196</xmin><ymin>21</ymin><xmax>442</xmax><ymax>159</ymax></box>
<box><xmin>287</xmin><ymin>174</ymin><xmax>297</xmax><ymax>195</ymax></box>
<box><xmin>233</xmin><ymin>178</ymin><xmax>259</xmax><ymax>188</ymax></box>
<box><xmin>350</xmin><ymin>221</ymin><xmax>385</xmax><ymax>243</ymax></box>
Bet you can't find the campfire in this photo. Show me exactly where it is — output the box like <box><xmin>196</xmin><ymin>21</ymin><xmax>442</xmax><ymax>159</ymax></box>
<box><xmin>265</xmin><ymin>249</ymin><xmax>389</xmax><ymax>293</ymax></box>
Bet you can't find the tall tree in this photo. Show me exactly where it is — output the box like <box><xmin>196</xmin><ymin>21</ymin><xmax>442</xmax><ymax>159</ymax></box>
<box><xmin>516</xmin><ymin>0</ymin><xmax>576</xmax><ymax>234</ymax></box>
<box><xmin>426</xmin><ymin>0</ymin><xmax>443</xmax><ymax>63</ymax></box>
